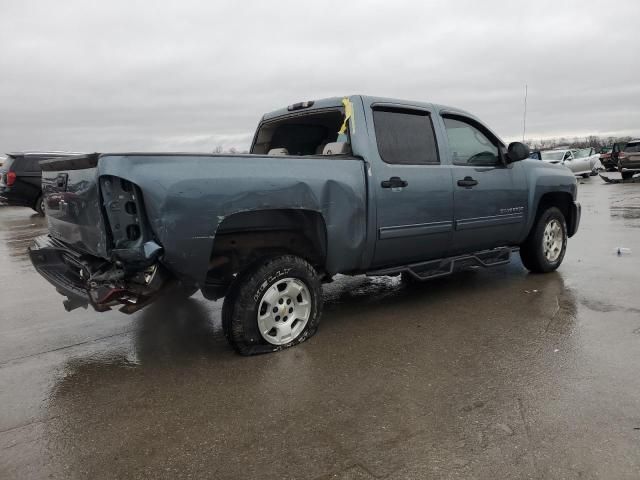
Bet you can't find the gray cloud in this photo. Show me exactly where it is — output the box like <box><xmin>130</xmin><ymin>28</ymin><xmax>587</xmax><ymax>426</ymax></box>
<box><xmin>1</xmin><ymin>0</ymin><xmax>638</xmax><ymax>153</ymax></box>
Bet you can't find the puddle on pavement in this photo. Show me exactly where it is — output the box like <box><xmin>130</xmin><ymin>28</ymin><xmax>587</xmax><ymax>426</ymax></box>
<box><xmin>0</xmin><ymin>208</ymin><xmax>47</xmax><ymax>261</ymax></box>
<box><xmin>607</xmin><ymin>186</ymin><xmax>640</xmax><ymax>227</ymax></box>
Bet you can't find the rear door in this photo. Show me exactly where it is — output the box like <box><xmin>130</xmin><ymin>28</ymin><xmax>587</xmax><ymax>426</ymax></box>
<box><xmin>562</xmin><ymin>150</ymin><xmax>578</xmax><ymax>174</ymax></box>
<box><xmin>369</xmin><ymin>105</ymin><xmax>453</xmax><ymax>267</ymax></box>
<box><xmin>441</xmin><ymin>114</ymin><xmax>528</xmax><ymax>254</ymax></box>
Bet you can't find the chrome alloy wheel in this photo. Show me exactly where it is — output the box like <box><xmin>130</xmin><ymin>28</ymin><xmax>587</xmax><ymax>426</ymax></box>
<box><xmin>543</xmin><ymin>219</ymin><xmax>564</xmax><ymax>262</ymax></box>
<box><xmin>257</xmin><ymin>277</ymin><xmax>311</xmax><ymax>345</ymax></box>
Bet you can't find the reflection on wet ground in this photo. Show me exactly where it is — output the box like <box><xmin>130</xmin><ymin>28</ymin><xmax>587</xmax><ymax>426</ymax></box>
<box><xmin>2</xmin><ymin>179</ymin><xmax>640</xmax><ymax>479</ymax></box>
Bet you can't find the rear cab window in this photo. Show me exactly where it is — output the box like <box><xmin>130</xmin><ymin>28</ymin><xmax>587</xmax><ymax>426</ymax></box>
<box><xmin>372</xmin><ymin>108</ymin><xmax>439</xmax><ymax>164</ymax></box>
<box><xmin>251</xmin><ymin>107</ymin><xmax>349</xmax><ymax>156</ymax></box>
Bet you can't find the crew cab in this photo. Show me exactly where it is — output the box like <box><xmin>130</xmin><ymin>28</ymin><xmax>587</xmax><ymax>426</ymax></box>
<box><xmin>30</xmin><ymin>95</ymin><xmax>580</xmax><ymax>355</ymax></box>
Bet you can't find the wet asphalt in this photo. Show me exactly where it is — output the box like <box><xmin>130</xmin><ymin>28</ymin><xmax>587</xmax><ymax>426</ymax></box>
<box><xmin>1</xmin><ymin>177</ymin><xmax>639</xmax><ymax>479</ymax></box>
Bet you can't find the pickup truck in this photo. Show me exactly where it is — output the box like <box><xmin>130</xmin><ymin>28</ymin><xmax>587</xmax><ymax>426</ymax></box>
<box><xmin>29</xmin><ymin>95</ymin><xmax>581</xmax><ymax>355</ymax></box>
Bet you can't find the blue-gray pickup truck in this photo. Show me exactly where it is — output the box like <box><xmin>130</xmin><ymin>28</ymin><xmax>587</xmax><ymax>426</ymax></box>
<box><xmin>30</xmin><ymin>95</ymin><xmax>580</xmax><ymax>355</ymax></box>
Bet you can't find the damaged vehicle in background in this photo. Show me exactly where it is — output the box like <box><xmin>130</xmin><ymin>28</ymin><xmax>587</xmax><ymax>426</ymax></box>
<box><xmin>574</xmin><ymin>147</ymin><xmax>602</xmax><ymax>175</ymax></box>
<box><xmin>599</xmin><ymin>142</ymin><xmax>626</xmax><ymax>172</ymax></box>
<box><xmin>29</xmin><ymin>95</ymin><xmax>580</xmax><ymax>355</ymax></box>
<box><xmin>540</xmin><ymin>148</ymin><xmax>598</xmax><ymax>178</ymax></box>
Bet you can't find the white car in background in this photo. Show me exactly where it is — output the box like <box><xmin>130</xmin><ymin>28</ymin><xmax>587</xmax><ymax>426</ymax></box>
<box><xmin>540</xmin><ymin>148</ymin><xmax>599</xmax><ymax>178</ymax></box>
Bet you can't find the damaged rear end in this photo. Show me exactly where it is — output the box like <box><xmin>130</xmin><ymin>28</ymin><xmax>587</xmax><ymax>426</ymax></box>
<box><xmin>29</xmin><ymin>154</ymin><xmax>171</xmax><ymax>313</ymax></box>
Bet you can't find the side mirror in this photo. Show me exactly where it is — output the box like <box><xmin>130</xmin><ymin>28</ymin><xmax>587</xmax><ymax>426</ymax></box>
<box><xmin>506</xmin><ymin>142</ymin><xmax>530</xmax><ymax>163</ymax></box>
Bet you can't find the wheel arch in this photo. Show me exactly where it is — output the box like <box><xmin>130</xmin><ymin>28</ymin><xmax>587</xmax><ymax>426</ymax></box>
<box><xmin>203</xmin><ymin>209</ymin><xmax>328</xmax><ymax>298</ymax></box>
<box><xmin>532</xmin><ymin>191</ymin><xmax>577</xmax><ymax>237</ymax></box>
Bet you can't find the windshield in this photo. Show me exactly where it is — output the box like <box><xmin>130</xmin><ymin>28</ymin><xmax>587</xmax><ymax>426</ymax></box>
<box><xmin>574</xmin><ymin>148</ymin><xmax>592</xmax><ymax>158</ymax></box>
<box><xmin>541</xmin><ymin>151</ymin><xmax>565</xmax><ymax>161</ymax></box>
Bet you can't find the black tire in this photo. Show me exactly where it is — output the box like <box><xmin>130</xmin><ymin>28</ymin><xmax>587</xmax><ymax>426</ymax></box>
<box><xmin>34</xmin><ymin>194</ymin><xmax>45</xmax><ymax>216</ymax></box>
<box><xmin>520</xmin><ymin>206</ymin><xmax>567</xmax><ymax>273</ymax></box>
<box><xmin>221</xmin><ymin>272</ymin><xmax>245</xmax><ymax>343</ymax></box>
<box><xmin>581</xmin><ymin>173</ymin><xmax>590</xmax><ymax>179</ymax></box>
<box><xmin>222</xmin><ymin>255</ymin><xmax>323</xmax><ymax>355</ymax></box>
<box><xmin>618</xmin><ymin>160</ymin><xmax>633</xmax><ymax>180</ymax></box>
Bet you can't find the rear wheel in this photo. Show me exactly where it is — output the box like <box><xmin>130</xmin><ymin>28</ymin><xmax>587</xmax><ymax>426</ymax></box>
<box><xmin>618</xmin><ymin>160</ymin><xmax>634</xmax><ymax>180</ymax></box>
<box><xmin>520</xmin><ymin>206</ymin><xmax>567</xmax><ymax>273</ymax></box>
<box><xmin>34</xmin><ymin>194</ymin><xmax>45</xmax><ymax>216</ymax></box>
<box><xmin>221</xmin><ymin>255</ymin><xmax>323</xmax><ymax>355</ymax></box>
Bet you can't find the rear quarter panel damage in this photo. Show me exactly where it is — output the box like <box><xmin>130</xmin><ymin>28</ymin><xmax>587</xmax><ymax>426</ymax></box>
<box><xmin>98</xmin><ymin>154</ymin><xmax>367</xmax><ymax>284</ymax></box>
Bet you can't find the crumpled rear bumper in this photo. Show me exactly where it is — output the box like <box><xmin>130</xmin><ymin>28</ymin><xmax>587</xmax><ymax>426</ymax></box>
<box><xmin>29</xmin><ymin>235</ymin><xmax>170</xmax><ymax>313</ymax></box>
<box><xmin>28</xmin><ymin>235</ymin><xmax>92</xmax><ymax>311</ymax></box>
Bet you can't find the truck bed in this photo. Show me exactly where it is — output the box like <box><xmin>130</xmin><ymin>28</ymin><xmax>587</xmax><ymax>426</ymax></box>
<box><xmin>40</xmin><ymin>152</ymin><xmax>368</xmax><ymax>285</ymax></box>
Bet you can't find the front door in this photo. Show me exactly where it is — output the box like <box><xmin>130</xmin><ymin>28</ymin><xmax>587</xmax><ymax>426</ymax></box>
<box><xmin>441</xmin><ymin>115</ymin><xmax>528</xmax><ymax>255</ymax></box>
<box><xmin>371</xmin><ymin>107</ymin><xmax>453</xmax><ymax>267</ymax></box>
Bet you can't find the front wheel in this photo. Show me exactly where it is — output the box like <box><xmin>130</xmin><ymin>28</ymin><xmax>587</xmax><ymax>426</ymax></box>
<box><xmin>621</xmin><ymin>171</ymin><xmax>634</xmax><ymax>181</ymax></box>
<box><xmin>520</xmin><ymin>207</ymin><xmax>567</xmax><ymax>273</ymax></box>
<box><xmin>222</xmin><ymin>255</ymin><xmax>323</xmax><ymax>355</ymax></box>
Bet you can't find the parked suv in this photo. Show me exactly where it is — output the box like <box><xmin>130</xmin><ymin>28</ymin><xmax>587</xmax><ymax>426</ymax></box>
<box><xmin>618</xmin><ymin>140</ymin><xmax>640</xmax><ymax>180</ymax></box>
<box><xmin>0</xmin><ymin>152</ymin><xmax>84</xmax><ymax>215</ymax></box>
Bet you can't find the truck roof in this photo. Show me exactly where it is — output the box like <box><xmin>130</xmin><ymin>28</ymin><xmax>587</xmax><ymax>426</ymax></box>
<box><xmin>262</xmin><ymin>95</ymin><xmax>476</xmax><ymax>122</ymax></box>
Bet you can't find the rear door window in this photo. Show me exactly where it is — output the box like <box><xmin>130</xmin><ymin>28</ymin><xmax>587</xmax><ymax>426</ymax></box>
<box><xmin>624</xmin><ymin>142</ymin><xmax>640</xmax><ymax>153</ymax></box>
<box><xmin>372</xmin><ymin>108</ymin><xmax>439</xmax><ymax>165</ymax></box>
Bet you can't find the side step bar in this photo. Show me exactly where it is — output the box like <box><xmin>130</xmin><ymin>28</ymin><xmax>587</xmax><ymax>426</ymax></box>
<box><xmin>367</xmin><ymin>247</ymin><xmax>514</xmax><ymax>281</ymax></box>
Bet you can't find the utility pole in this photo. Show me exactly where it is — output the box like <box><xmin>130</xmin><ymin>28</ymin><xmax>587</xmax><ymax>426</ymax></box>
<box><xmin>522</xmin><ymin>84</ymin><xmax>528</xmax><ymax>142</ymax></box>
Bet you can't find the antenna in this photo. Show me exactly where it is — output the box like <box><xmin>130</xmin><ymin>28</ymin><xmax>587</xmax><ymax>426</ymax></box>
<box><xmin>522</xmin><ymin>84</ymin><xmax>528</xmax><ymax>142</ymax></box>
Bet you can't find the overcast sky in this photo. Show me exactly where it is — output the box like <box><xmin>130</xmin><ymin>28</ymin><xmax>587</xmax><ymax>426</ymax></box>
<box><xmin>1</xmin><ymin>0</ymin><xmax>638</xmax><ymax>153</ymax></box>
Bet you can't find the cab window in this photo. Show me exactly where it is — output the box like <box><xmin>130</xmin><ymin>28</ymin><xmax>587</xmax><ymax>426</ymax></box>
<box><xmin>373</xmin><ymin>108</ymin><xmax>439</xmax><ymax>165</ymax></box>
<box><xmin>443</xmin><ymin>116</ymin><xmax>500</xmax><ymax>166</ymax></box>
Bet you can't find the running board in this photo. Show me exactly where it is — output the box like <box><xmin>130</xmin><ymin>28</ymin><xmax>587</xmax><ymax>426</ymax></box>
<box><xmin>367</xmin><ymin>247</ymin><xmax>514</xmax><ymax>281</ymax></box>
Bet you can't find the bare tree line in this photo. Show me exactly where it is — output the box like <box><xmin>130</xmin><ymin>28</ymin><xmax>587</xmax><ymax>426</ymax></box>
<box><xmin>526</xmin><ymin>135</ymin><xmax>635</xmax><ymax>151</ymax></box>
<box><xmin>212</xmin><ymin>145</ymin><xmax>249</xmax><ymax>154</ymax></box>
<box><xmin>211</xmin><ymin>136</ymin><xmax>636</xmax><ymax>155</ymax></box>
